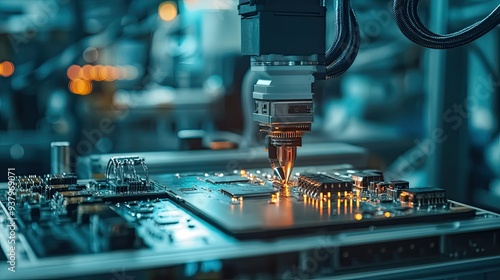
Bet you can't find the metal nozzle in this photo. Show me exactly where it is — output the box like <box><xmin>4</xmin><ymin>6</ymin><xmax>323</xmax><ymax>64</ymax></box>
<box><xmin>267</xmin><ymin>136</ymin><xmax>298</xmax><ymax>184</ymax></box>
<box><xmin>277</xmin><ymin>146</ymin><xmax>296</xmax><ymax>184</ymax></box>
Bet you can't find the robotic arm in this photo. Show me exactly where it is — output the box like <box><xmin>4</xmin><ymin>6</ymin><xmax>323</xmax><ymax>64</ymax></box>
<box><xmin>238</xmin><ymin>0</ymin><xmax>359</xmax><ymax>184</ymax></box>
<box><xmin>238</xmin><ymin>0</ymin><xmax>499</xmax><ymax>184</ymax></box>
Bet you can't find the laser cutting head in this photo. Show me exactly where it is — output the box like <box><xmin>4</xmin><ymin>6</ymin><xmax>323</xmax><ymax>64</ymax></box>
<box><xmin>238</xmin><ymin>0</ymin><xmax>326</xmax><ymax>184</ymax></box>
<box><xmin>253</xmin><ymin>59</ymin><xmax>321</xmax><ymax>183</ymax></box>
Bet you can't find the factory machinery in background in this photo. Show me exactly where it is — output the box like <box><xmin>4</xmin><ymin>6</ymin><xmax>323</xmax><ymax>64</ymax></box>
<box><xmin>238</xmin><ymin>0</ymin><xmax>499</xmax><ymax>185</ymax></box>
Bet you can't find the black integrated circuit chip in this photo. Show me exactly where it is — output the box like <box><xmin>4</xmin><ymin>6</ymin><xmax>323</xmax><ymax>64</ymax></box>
<box><xmin>400</xmin><ymin>188</ymin><xmax>446</xmax><ymax>207</ymax></box>
<box><xmin>387</xmin><ymin>180</ymin><xmax>410</xmax><ymax>201</ymax></box>
<box><xmin>351</xmin><ymin>172</ymin><xmax>384</xmax><ymax>190</ymax></box>
<box><xmin>207</xmin><ymin>175</ymin><xmax>250</xmax><ymax>184</ymax></box>
<box><xmin>298</xmin><ymin>173</ymin><xmax>353</xmax><ymax>198</ymax></box>
<box><xmin>220</xmin><ymin>184</ymin><xmax>277</xmax><ymax>198</ymax></box>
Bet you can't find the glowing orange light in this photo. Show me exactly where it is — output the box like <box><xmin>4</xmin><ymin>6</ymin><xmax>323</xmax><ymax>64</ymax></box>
<box><xmin>101</xmin><ymin>65</ymin><xmax>114</xmax><ymax>81</ymax></box>
<box><xmin>384</xmin><ymin>212</ymin><xmax>391</xmax><ymax>218</ymax></box>
<box><xmin>270</xmin><ymin>194</ymin><xmax>278</xmax><ymax>204</ymax></box>
<box><xmin>69</xmin><ymin>79</ymin><xmax>92</xmax><ymax>95</ymax></box>
<box><xmin>110</xmin><ymin>66</ymin><xmax>121</xmax><ymax>81</ymax></box>
<box><xmin>81</xmin><ymin>64</ymin><xmax>93</xmax><ymax>80</ymax></box>
<box><xmin>93</xmin><ymin>65</ymin><xmax>104</xmax><ymax>81</ymax></box>
<box><xmin>159</xmin><ymin>1</ymin><xmax>178</xmax><ymax>22</ymax></box>
<box><xmin>354</xmin><ymin>213</ymin><xmax>363</xmax><ymax>221</ymax></box>
<box><xmin>99</xmin><ymin>65</ymin><xmax>110</xmax><ymax>81</ymax></box>
<box><xmin>0</xmin><ymin>61</ymin><xmax>15</xmax><ymax>77</ymax></box>
<box><xmin>67</xmin><ymin>65</ymin><xmax>82</xmax><ymax>80</ymax></box>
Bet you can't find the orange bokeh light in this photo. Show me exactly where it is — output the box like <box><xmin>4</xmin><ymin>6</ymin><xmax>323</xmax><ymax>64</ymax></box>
<box><xmin>67</xmin><ymin>65</ymin><xmax>82</xmax><ymax>80</ymax></box>
<box><xmin>81</xmin><ymin>64</ymin><xmax>93</xmax><ymax>80</ymax></box>
<box><xmin>93</xmin><ymin>65</ymin><xmax>105</xmax><ymax>81</ymax></box>
<box><xmin>67</xmin><ymin>64</ymin><xmax>136</xmax><ymax>84</ymax></box>
<box><xmin>104</xmin><ymin>65</ymin><xmax>115</xmax><ymax>81</ymax></box>
<box><xmin>99</xmin><ymin>65</ymin><xmax>109</xmax><ymax>81</ymax></box>
<box><xmin>69</xmin><ymin>79</ymin><xmax>92</xmax><ymax>95</ymax></box>
<box><xmin>0</xmin><ymin>61</ymin><xmax>15</xmax><ymax>77</ymax></box>
<box><xmin>159</xmin><ymin>2</ymin><xmax>177</xmax><ymax>22</ymax></box>
<box><xmin>110</xmin><ymin>66</ymin><xmax>121</xmax><ymax>81</ymax></box>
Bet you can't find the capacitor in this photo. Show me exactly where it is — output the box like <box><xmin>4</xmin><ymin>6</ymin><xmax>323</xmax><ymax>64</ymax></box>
<box><xmin>51</xmin><ymin>142</ymin><xmax>71</xmax><ymax>174</ymax></box>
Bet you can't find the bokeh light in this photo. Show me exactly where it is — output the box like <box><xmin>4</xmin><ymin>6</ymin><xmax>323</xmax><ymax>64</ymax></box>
<box><xmin>0</xmin><ymin>61</ymin><xmax>15</xmax><ymax>77</ymax></box>
<box><xmin>66</xmin><ymin>64</ymin><xmax>138</xmax><ymax>96</ymax></box>
<box><xmin>83</xmin><ymin>47</ymin><xmax>99</xmax><ymax>63</ymax></box>
<box><xmin>159</xmin><ymin>1</ymin><xmax>178</xmax><ymax>22</ymax></box>
<box><xmin>69</xmin><ymin>79</ymin><xmax>92</xmax><ymax>95</ymax></box>
<box><xmin>67</xmin><ymin>65</ymin><xmax>82</xmax><ymax>80</ymax></box>
<box><xmin>104</xmin><ymin>65</ymin><xmax>115</xmax><ymax>81</ymax></box>
<box><xmin>93</xmin><ymin>65</ymin><xmax>105</xmax><ymax>81</ymax></box>
<box><xmin>125</xmin><ymin>65</ymin><xmax>139</xmax><ymax>80</ymax></box>
<box><xmin>81</xmin><ymin>64</ymin><xmax>93</xmax><ymax>80</ymax></box>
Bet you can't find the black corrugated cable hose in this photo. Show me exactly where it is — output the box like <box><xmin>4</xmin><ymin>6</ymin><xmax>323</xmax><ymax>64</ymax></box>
<box><xmin>325</xmin><ymin>0</ymin><xmax>361</xmax><ymax>78</ymax></box>
<box><xmin>325</xmin><ymin>0</ymin><xmax>352</xmax><ymax>65</ymax></box>
<box><xmin>326</xmin><ymin>9</ymin><xmax>360</xmax><ymax>78</ymax></box>
<box><xmin>393</xmin><ymin>0</ymin><xmax>500</xmax><ymax>49</ymax></box>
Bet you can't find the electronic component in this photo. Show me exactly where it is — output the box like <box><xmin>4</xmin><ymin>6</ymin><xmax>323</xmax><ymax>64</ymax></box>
<box><xmin>50</xmin><ymin>141</ymin><xmax>71</xmax><ymax>174</ymax></box>
<box><xmin>206</xmin><ymin>175</ymin><xmax>249</xmax><ymax>184</ymax></box>
<box><xmin>106</xmin><ymin>155</ymin><xmax>150</xmax><ymax>187</ymax></box>
<box><xmin>399</xmin><ymin>188</ymin><xmax>447</xmax><ymax>207</ymax></box>
<box><xmin>220</xmin><ymin>184</ymin><xmax>277</xmax><ymax>198</ymax></box>
<box><xmin>369</xmin><ymin>181</ymin><xmax>391</xmax><ymax>195</ymax></box>
<box><xmin>387</xmin><ymin>180</ymin><xmax>410</xmax><ymax>201</ymax></box>
<box><xmin>351</xmin><ymin>172</ymin><xmax>384</xmax><ymax>190</ymax></box>
<box><xmin>298</xmin><ymin>173</ymin><xmax>353</xmax><ymax>198</ymax></box>
<box><xmin>45</xmin><ymin>173</ymin><xmax>78</xmax><ymax>185</ymax></box>
<box><xmin>45</xmin><ymin>183</ymin><xmax>86</xmax><ymax>199</ymax></box>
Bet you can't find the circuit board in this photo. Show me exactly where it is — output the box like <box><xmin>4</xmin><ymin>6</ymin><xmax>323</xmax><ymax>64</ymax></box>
<box><xmin>1</xmin><ymin>163</ymin><xmax>499</xmax><ymax>279</ymax></box>
<box><xmin>153</xmin><ymin>168</ymin><xmax>475</xmax><ymax>239</ymax></box>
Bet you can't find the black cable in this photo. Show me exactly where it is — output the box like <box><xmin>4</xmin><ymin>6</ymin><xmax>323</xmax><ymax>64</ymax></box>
<box><xmin>325</xmin><ymin>0</ymin><xmax>352</xmax><ymax>66</ymax></box>
<box><xmin>326</xmin><ymin>9</ymin><xmax>360</xmax><ymax>78</ymax></box>
<box><xmin>325</xmin><ymin>0</ymin><xmax>360</xmax><ymax>79</ymax></box>
<box><xmin>393</xmin><ymin>0</ymin><xmax>500</xmax><ymax>49</ymax></box>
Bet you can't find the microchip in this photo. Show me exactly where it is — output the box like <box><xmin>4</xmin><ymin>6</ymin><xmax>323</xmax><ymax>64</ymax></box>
<box><xmin>387</xmin><ymin>180</ymin><xmax>410</xmax><ymax>201</ymax></box>
<box><xmin>399</xmin><ymin>188</ymin><xmax>446</xmax><ymax>207</ymax></box>
<box><xmin>46</xmin><ymin>184</ymin><xmax>86</xmax><ymax>199</ymax></box>
<box><xmin>207</xmin><ymin>175</ymin><xmax>249</xmax><ymax>184</ymax></box>
<box><xmin>46</xmin><ymin>174</ymin><xmax>78</xmax><ymax>185</ymax></box>
<box><xmin>351</xmin><ymin>172</ymin><xmax>384</xmax><ymax>190</ymax></box>
<box><xmin>369</xmin><ymin>182</ymin><xmax>391</xmax><ymax>194</ymax></box>
<box><xmin>298</xmin><ymin>173</ymin><xmax>353</xmax><ymax>198</ymax></box>
<box><xmin>220</xmin><ymin>184</ymin><xmax>276</xmax><ymax>198</ymax></box>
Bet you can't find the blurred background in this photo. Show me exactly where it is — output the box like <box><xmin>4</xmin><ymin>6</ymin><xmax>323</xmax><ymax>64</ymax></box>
<box><xmin>0</xmin><ymin>0</ymin><xmax>498</xmax><ymax>211</ymax></box>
